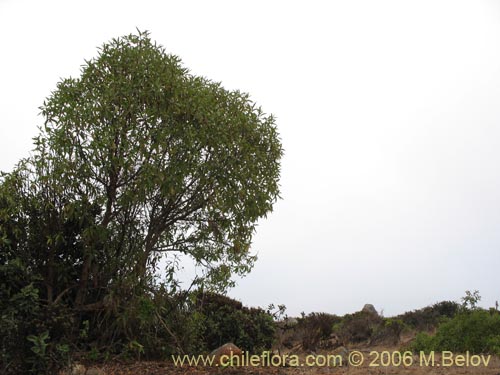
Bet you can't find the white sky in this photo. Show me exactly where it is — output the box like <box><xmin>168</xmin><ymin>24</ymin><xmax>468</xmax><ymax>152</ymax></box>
<box><xmin>1</xmin><ymin>0</ymin><xmax>500</xmax><ymax>317</ymax></box>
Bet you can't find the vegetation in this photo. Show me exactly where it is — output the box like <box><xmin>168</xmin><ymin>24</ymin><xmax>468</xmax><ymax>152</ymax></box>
<box><xmin>191</xmin><ymin>292</ymin><xmax>276</xmax><ymax>352</ymax></box>
<box><xmin>0</xmin><ymin>30</ymin><xmax>282</xmax><ymax>374</ymax></box>
<box><xmin>411</xmin><ymin>292</ymin><xmax>500</xmax><ymax>355</ymax></box>
<box><xmin>297</xmin><ymin>312</ymin><xmax>342</xmax><ymax>350</ymax></box>
<box><xmin>334</xmin><ymin>310</ymin><xmax>383</xmax><ymax>344</ymax></box>
<box><xmin>369</xmin><ymin>318</ymin><xmax>406</xmax><ymax>346</ymax></box>
<box><xmin>396</xmin><ymin>301</ymin><xmax>460</xmax><ymax>331</ymax></box>
<box><xmin>287</xmin><ymin>299</ymin><xmax>463</xmax><ymax>350</ymax></box>
<box><xmin>1</xmin><ymin>29</ymin><xmax>498</xmax><ymax>375</ymax></box>
<box><xmin>411</xmin><ymin>310</ymin><xmax>500</xmax><ymax>355</ymax></box>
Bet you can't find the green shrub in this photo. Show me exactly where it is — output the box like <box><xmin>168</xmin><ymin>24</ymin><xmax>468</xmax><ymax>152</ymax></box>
<box><xmin>0</xmin><ymin>264</ymin><xmax>277</xmax><ymax>370</ymax></box>
<box><xmin>397</xmin><ymin>301</ymin><xmax>460</xmax><ymax>331</ymax></box>
<box><xmin>0</xmin><ymin>260</ymin><xmax>41</xmax><ymax>374</ymax></box>
<box><xmin>411</xmin><ymin>331</ymin><xmax>435</xmax><ymax>351</ymax></box>
<box><xmin>0</xmin><ymin>259</ymin><xmax>72</xmax><ymax>374</ymax></box>
<box><xmin>411</xmin><ymin>309</ymin><xmax>500</xmax><ymax>354</ymax></box>
<box><xmin>370</xmin><ymin>318</ymin><xmax>407</xmax><ymax>345</ymax></box>
<box><xmin>100</xmin><ymin>290</ymin><xmax>277</xmax><ymax>357</ymax></box>
<box><xmin>193</xmin><ymin>292</ymin><xmax>275</xmax><ymax>353</ymax></box>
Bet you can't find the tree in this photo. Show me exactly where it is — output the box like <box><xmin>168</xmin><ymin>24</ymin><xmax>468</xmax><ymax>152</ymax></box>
<box><xmin>0</xmin><ymin>30</ymin><xmax>282</xmax><ymax>312</ymax></box>
<box><xmin>461</xmin><ymin>290</ymin><xmax>481</xmax><ymax>311</ymax></box>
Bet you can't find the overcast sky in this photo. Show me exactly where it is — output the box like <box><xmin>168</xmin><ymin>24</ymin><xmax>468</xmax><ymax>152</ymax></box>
<box><xmin>1</xmin><ymin>0</ymin><xmax>500</xmax><ymax>317</ymax></box>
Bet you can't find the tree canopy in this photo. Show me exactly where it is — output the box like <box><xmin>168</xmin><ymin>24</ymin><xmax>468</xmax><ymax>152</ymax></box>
<box><xmin>0</xmin><ymin>30</ymin><xmax>282</xmax><ymax>311</ymax></box>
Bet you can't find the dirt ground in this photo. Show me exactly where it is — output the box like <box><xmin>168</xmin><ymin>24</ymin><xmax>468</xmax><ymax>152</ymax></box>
<box><xmin>96</xmin><ymin>348</ymin><xmax>500</xmax><ymax>375</ymax></box>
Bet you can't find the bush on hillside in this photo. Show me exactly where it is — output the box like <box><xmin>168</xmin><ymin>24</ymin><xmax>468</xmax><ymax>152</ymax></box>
<box><xmin>370</xmin><ymin>318</ymin><xmax>406</xmax><ymax>346</ymax></box>
<box><xmin>334</xmin><ymin>311</ymin><xmax>383</xmax><ymax>344</ymax></box>
<box><xmin>296</xmin><ymin>312</ymin><xmax>342</xmax><ymax>350</ymax></box>
<box><xmin>193</xmin><ymin>292</ymin><xmax>276</xmax><ymax>353</ymax></box>
<box><xmin>411</xmin><ymin>309</ymin><xmax>500</xmax><ymax>354</ymax></box>
<box><xmin>397</xmin><ymin>301</ymin><xmax>460</xmax><ymax>331</ymax></box>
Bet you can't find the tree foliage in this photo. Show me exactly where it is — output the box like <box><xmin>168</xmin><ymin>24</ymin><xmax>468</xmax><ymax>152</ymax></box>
<box><xmin>0</xmin><ymin>30</ymin><xmax>282</xmax><ymax>372</ymax></box>
<box><xmin>2</xmin><ymin>29</ymin><xmax>282</xmax><ymax>305</ymax></box>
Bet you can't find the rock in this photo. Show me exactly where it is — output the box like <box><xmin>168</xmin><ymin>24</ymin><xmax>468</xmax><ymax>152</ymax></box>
<box><xmin>86</xmin><ymin>368</ymin><xmax>106</xmax><ymax>375</ymax></box>
<box><xmin>331</xmin><ymin>346</ymin><xmax>349</xmax><ymax>366</ymax></box>
<box><xmin>361</xmin><ymin>303</ymin><xmax>378</xmax><ymax>315</ymax></box>
<box><xmin>209</xmin><ymin>342</ymin><xmax>243</xmax><ymax>366</ymax></box>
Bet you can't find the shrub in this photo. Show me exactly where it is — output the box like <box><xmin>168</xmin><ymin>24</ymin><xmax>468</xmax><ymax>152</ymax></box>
<box><xmin>0</xmin><ymin>265</ymin><xmax>277</xmax><ymax>371</ymax></box>
<box><xmin>193</xmin><ymin>292</ymin><xmax>276</xmax><ymax>353</ymax></box>
<box><xmin>0</xmin><ymin>259</ymin><xmax>72</xmax><ymax>374</ymax></box>
<box><xmin>71</xmin><ymin>289</ymin><xmax>277</xmax><ymax>359</ymax></box>
<box><xmin>370</xmin><ymin>318</ymin><xmax>406</xmax><ymax>346</ymax></box>
<box><xmin>397</xmin><ymin>301</ymin><xmax>460</xmax><ymax>331</ymax></box>
<box><xmin>335</xmin><ymin>311</ymin><xmax>383</xmax><ymax>344</ymax></box>
<box><xmin>411</xmin><ymin>309</ymin><xmax>500</xmax><ymax>354</ymax></box>
<box><xmin>296</xmin><ymin>312</ymin><xmax>341</xmax><ymax>350</ymax></box>
<box><xmin>0</xmin><ymin>259</ymin><xmax>41</xmax><ymax>374</ymax></box>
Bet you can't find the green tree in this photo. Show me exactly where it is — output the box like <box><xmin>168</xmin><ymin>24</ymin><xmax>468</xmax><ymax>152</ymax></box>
<box><xmin>461</xmin><ymin>290</ymin><xmax>481</xmax><ymax>311</ymax></box>
<box><xmin>1</xmin><ymin>30</ymin><xmax>282</xmax><ymax>312</ymax></box>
